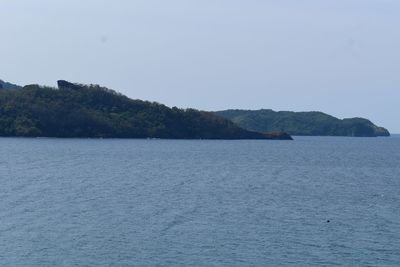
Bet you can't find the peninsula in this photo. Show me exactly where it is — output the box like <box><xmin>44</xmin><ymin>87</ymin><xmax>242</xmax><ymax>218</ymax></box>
<box><xmin>0</xmin><ymin>80</ymin><xmax>292</xmax><ymax>140</ymax></box>
<box><xmin>215</xmin><ymin>109</ymin><xmax>390</xmax><ymax>137</ymax></box>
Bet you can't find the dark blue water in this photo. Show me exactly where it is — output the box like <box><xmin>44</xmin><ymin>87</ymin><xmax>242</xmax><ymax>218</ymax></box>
<box><xmin>0</xmin><ymin>137</ymin><xmax>399</xmax><ymax>266</ymax></box>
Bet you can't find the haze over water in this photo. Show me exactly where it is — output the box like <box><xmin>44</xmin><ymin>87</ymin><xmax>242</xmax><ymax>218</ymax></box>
<box><xmin>0</xmin><ymin>136</ymin><xmax>399</xmax><ymax>266</ymax></box>
<box><xmin>1</xmin><ymin>0</ymin><xmax>399</xmax><ymax>132</ymax></box>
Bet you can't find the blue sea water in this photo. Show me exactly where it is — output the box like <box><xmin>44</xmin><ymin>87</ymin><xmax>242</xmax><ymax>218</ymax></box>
<box><xmin>0</xmin><ymin>136</ymin><xmax>399</xmax><ymax>266</ymax></box>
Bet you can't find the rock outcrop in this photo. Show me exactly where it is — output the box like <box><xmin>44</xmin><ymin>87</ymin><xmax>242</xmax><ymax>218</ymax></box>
<box><xmin>0</xmin><ymin>79</ymin><xmax>21</xmax><ymax>90</ymax></box>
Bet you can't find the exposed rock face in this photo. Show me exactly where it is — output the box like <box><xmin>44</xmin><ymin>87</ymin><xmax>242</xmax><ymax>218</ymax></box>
<box><xmin>375</xmin><ymin>127</ymin><xmax>391</xmax><ymax>137</ymax></box>
<box><xmin>0</xmin><ymin>79</ymin><xmax>21</xmax><ymax>90</ymax></box>
<box><xmin>57</xmin><ymin>80</ymin><xmax>83</xmax><ymax>90</ymax></box>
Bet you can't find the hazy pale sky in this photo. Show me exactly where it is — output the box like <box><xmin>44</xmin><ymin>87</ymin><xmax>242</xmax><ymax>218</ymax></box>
<box><xmin>1</xmin><ymin>0</ymin><xmax>399</xmax><ymax>132</ymax></box>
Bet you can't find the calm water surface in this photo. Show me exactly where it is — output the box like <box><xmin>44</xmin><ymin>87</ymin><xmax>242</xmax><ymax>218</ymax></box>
<box><xmin>0</xmin><ymin>137</ymin><xmax>399</xmax><ymax>266</ymax></box>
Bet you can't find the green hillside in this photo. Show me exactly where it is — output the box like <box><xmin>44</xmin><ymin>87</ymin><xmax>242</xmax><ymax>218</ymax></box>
<box><xmin>215</xmin><ymin>109</ymin><xmax>390</xmax><ymax>137</ymax></box>
<box><xmin>0</xmin><ymin>81</ymin><xmax>292</xmax><ymax>139</ymax></box>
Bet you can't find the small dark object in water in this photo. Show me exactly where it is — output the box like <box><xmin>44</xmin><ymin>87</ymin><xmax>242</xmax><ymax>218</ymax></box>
<box><xmin>327</xmin><ymin>220</ymin><xmax>330</xmax><ymax>223</ymax></box>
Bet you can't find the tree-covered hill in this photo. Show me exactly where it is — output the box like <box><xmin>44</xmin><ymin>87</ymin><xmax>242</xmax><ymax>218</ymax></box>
<box><xmin>0</xmin><ymin>81</ymin><xmax>292</xmax><ymax>139</ymax></box>
<box><xmin>215</xmin><ymin>109</ymin><xmax>390</xmax><ymax>137</ymax></box>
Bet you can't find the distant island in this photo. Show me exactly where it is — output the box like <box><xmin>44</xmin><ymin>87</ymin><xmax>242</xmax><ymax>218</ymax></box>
<box><xmin>215</xmin><ymin>109</ymin><xmax>390</xmax><ymax>137</ymax></box>
<box><xmin>0</xmin><ymin>80</ymin><xmax>292</xmax><ymax>140</ymax></box>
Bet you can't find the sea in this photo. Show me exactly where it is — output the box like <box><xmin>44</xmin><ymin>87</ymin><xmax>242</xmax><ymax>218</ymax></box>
<box><xmin>0</xmin><ymin>136</ymin><xmax>399</xmax><ymax>266</ymax></box>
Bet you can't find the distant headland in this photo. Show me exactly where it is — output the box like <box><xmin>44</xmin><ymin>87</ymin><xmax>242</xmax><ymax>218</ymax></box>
<box><xmin>215</xmin><ymin>109</ymin><xmax>390</xmax><ymax>137</ymax></box>
<box><xmin>0</xmin><ymin>80</ymin><xmax>291</xmax><ymax>140</ymax></box>
<box><xmin>0</xmin><ymin>79</ymin><xmax>390</xmax><ymax>139</ymax></box>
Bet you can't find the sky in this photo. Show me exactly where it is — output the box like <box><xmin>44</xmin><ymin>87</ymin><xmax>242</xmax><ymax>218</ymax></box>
<box><xmin>1</xmin><ymin>0</ymin><xmax>399</xmax><ymax>132</ymax></box>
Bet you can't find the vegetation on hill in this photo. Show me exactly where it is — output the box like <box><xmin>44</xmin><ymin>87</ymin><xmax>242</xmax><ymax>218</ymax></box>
<box><xmin>0</xmin><ymin>81</ymin><xmax>292</xmax><ymax>139</ymax></box>
<box><xmin>215</xmin><ymin>109</ymin><xmax>390</xmax><ymax>137</ymax></box>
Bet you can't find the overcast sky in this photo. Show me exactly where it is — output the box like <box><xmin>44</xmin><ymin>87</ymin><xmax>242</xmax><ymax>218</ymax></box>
<box><xmin>1</xmin><ymin>0</ymin><xmax>399</xmax><ymax>132</ymax></box>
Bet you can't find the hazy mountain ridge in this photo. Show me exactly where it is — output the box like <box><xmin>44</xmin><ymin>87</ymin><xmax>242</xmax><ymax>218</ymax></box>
<box><xmin>0</xmin><ymin>80</ymin><xmax>291</xmax><ymax>140</ymax></box>
<box><xmin>215</xmin><ymin>109</ymin><xmax>390</xmax><ymax>137</ymax></box>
